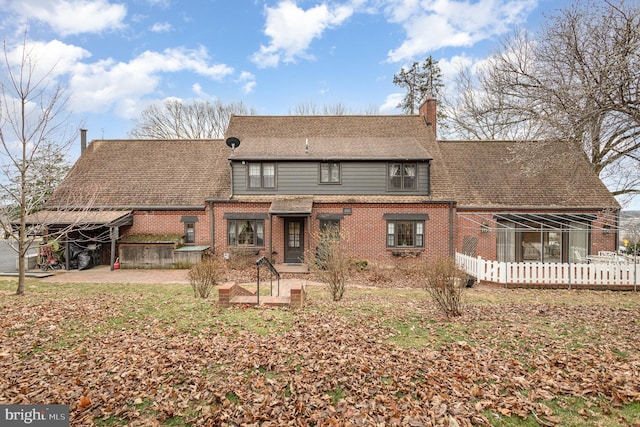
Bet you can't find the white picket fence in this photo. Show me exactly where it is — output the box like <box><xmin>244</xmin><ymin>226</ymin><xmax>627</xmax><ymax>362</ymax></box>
<box><xmin>455</xmin><ymin>252</ymin><xmax>639</xmax><ymax>289</ymax></box>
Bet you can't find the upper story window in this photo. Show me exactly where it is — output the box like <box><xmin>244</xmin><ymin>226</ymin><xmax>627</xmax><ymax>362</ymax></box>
<box><xmin>389</xmin><ymin>163</ymin><xmax>416</xmax><ymax>190</ymax></box>
<box><xmin>248</xmin><ymin>162</ymin><xmax>275</xmax><ymax>189</ymax></box>
<box><xmin>320</xmin><ymin>162</ymin><xmax>340</xmax><ymax>184</ymax></box>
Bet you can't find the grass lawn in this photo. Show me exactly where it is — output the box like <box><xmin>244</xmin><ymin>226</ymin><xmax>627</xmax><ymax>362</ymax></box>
<box><xmin>1</xmin><ymin>279</ymin><xmax>639</xmax><ymax>426</ymax></box>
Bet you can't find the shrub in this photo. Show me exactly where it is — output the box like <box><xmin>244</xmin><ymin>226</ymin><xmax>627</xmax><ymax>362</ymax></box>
<box><xmin>308</xmin><ymin>225</ymin><xmax>350</xmax><ymax>301</ymax></box>
<box><xmin>365</xmin><ymin>263</ymin><xmax>393</xmax><ymax>285</ymax></box>
<box><xmin>350</xmin><ymin>259</ymin><xmax>368</xmax><ymax>271</ymax></box>
<box><xmin>188</xmin><ymin>255</ymin><xmax>225</xmax><ymax>298</ymax></box>
<box><xmin>422</xmin><ymin>257</ymin><xmax>467</xmax><ymax>317</ymax></box>
<box><xmin>395</xmin><ymin>254</ymin><xmax>424</xmax><ymax>284</ymax></box>
<box><xmin>226</xmin><ymin>249</ymin><xmax>257</xmax><ymax>271</ymax></box>
<box><xmin>173</xmin><ymin>261</ymin><xmax>193</xmax><ymax>269</ymax></box>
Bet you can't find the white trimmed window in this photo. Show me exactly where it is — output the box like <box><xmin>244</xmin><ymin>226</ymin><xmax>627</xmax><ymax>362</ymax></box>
<box><xmin>228</xmin><ymin>219</ymin><xmax>265</xmax><ymax>246</ymax></box>
<box><xmin>386</xmin><ymin>220</ymin><xmax>424</xmax><ymax>248</ymax></box>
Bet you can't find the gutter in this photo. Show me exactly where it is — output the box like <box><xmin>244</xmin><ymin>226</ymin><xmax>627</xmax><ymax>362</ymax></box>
<box><xmin>455</xmin><ymin>206</ymin><xmax>621</xmax><ymax>212</ymax></box>
<box><xmin>46</xmin><ymin>205</ymin><xmax>206</xmax><ymax>211</ymax></box>
<box><xmin>230</xmin><ymin>157</ymin><xmax>434</xmax><ymax>162</ymax></box>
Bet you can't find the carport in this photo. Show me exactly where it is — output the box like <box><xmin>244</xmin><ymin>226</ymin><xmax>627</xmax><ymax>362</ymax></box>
<box><xmin>22</xmin><ymin>210</ymin><xmax>133</xmax><ymax>270</ymax></box>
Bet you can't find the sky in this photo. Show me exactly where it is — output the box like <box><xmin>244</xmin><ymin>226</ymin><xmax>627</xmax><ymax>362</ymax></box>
<box><xmin>0</xmin><ymin>0</ymin><xmax>575</xmax><ymax>142</ymax></box>
<box><xmin>11</xmin><ymin>0</ymin><xmax>636</xmax><ymax>207</ymax></box>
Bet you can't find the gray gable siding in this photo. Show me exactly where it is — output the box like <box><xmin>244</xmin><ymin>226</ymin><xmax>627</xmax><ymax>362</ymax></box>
<box><xmin>231</xmin><ymin>160</ymin><xmax>430</xmax><ymax>196</ymax></box>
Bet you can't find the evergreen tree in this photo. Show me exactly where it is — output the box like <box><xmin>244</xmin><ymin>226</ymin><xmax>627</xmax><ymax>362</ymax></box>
<box><xmin>393</xmin><ymin>56</ymin><xmax>445</xmax><ymax>114</ymax></box>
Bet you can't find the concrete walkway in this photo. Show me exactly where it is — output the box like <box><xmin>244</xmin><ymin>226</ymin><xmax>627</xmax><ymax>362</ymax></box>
<box><xmin>22</xmin><ymin>266</ymin><xmax>319</xmax><ymax>291</ymax></box>
<box><xmin>33</xmin><ymin>266</ymin><xmax>191</xmax><ymax>284</ymax></box>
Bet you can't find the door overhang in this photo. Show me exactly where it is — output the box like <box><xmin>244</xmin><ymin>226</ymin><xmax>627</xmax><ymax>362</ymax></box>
<box><xmin>269</xmin><ymin>197</ymin><xmax>313</xmax><ymax>217</ymax></box>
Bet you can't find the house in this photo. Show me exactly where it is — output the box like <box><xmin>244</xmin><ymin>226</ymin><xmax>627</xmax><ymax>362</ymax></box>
<box><xmin>37</xmin><ymin>99</ymin><xmax>620</xmax><ymax>272</ymax></box>
<box><xmin>39</xmin><ymin>136</ymin><xmax>231</xmax><ymax>268</ymax></box>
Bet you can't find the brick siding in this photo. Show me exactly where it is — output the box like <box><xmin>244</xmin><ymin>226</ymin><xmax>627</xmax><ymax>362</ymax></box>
<box><xmin>123</xmin><ymin>210</ymin><xmax>210</xmax><ymax>246</ymax></box>
<box><xmin>120</xmin><ymin>205</ymin><xmax>618</xmax><ymax>266</ymax></box>
<box><xmin>212</xmin><ymin>201</ymin><xmax>453</xmax><ymax>265</ymax></box>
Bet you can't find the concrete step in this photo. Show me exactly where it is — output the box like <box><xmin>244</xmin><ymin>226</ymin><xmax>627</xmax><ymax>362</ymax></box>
<box><xmin>230</xmin><ymin>295</ymin><xmax>291</xmax><ymax>307</ymax></box>
<box><xmin>273</xmin><ymin>263</ymin><xmax>309</xmax><ymax>274</ymax></box>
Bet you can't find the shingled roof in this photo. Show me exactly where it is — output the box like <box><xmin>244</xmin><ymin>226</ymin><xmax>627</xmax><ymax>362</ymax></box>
<box><xmin>46</xmin><ymin>139</ymin><xmax>231</xmax><ymax>209</ymax></box>
<box><xmin>225</xmin><ymin>115</ymin><xmax>436</xmax><ymax>160</ymax></box>
<box><xmin>436</xmin><ymin>140</ymin><xmax>620</xmax><ymax>209</ymax></box>
<box><xmin>47</xmin><ymin>117</ymin><xmax>618</xmax><ymax>212</ymax></box>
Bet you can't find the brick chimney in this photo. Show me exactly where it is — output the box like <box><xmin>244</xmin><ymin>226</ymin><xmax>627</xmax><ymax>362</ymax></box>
<box><xmin>80</xmin><ymin>128</ymin><xmax>87</xmax><ymax>153</ymax></box>
<box><xmin>418</xmin><ymin>96</ymin><xmax>437</xmax><ymax>138</ymax></box>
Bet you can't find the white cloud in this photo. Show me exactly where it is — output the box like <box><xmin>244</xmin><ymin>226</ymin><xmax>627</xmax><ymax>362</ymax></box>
<box><xmin>250</xmin><ymin>0</ymin><xmax>537</xmax><ymax>67</ymax></box>
<box><xmin>379</xmin><ymin>93</ymin><xmax>404</xmax><ymax>113</ymax></box>
<box><xmin>4</xmin><ymin>39</ymin><xmax>91</xmax><ymax>82</ymax></box>
<box><xmin>251</xmin><ymin>0</ymin><xmax>356</xmax><ymax>68</ymax></box>
<box><xmin>147</xmin><ymin>0</ymin><xmax>171</xmax><ymax>7</ymax></box>
<box><xmin>8</xmin><ymin>0</ymin><xmax>127</xmax><ymax>36</ymax></box>
<box><xmin>192</xmin><ymin>83</ymin><xmax>205</xmax><ymax>97</ymax></box>
<box><xmin>438</xmin><ymin>54</ymin><xmax>474</xmax><ymax>80</ymax></box>
<box><xmin>242</xmin><ymin>81</ymin><xmax>257</xmax><ymax>94</ymax></box>
<box><xmin>133</xmin><ymin>47</ymin><xmax>234</xmax><ymax>79</ymax></box>
<box><xmin>236</xmin><ymin>71</ymin><xmax>256</xmax><ymax>94</ymax></box>
<box><xmin>237</xmin><ymin>71</ymin><xmax>255</xmax><ymax>81</ymax></box>
<box><xmin>384</xmin><ymin>0</ymin><xmax>538</xmax><ymax>62</ymax></box>
<box><xmin>68</xmin><ymin>46</ymin><xmax>234</xmax><ymax>117</ymax></box>
<box><xmin>150</xmin><ymin>22</ymin><xmax>172</xmax><ymax>32</ymax></box>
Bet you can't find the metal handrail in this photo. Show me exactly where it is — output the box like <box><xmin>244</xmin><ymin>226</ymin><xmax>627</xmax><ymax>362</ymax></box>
<box><xmin>256</xmin><ymin>256</ymin><xmax>280</xmax><ymax>303</ymax></box>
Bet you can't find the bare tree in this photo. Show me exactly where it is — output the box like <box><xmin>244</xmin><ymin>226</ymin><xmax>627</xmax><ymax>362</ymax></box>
<box><xmin>289</xmin><ymin>101</ymin><xmax>380</xmax><ymax>115</ymax></box>
<box><xmin>446</xmin><ymin>1</ymin><xmax>640</xmax><ymax>200</ymax></box>
<box><xmin>0</xmin><ymin>34</ymin><xmax>77</xmax><ymax>295</ymax></box>
<box><xmin>361</xmin><ymin>103</ymin><xmax>382</xmax><ymax>115</ymax></box>
<box><xmin>129</xmin><ymin>99</ymin><xmax>255</xmax><ymax>139</ymax></box>
<box><xmin>289</xmin><ymin>100</ymin><xmax>322</xmax><ymax>115</ymax></box>
<box><xmin>443</xmin><ymin>63</ymin><xmax>541</xmax><ymax>141</ymax></box>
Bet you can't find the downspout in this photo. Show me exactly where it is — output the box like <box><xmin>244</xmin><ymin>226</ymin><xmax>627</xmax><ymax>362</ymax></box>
<box><xmin>65</xmin><ymin>233</ymin><xmax>70</xmax><ymax>271</ymax></box>
<box><xmin>307</xmin><ymin>214</ymin><xmax>311</xmax><ymax>264</ymax></box>
<box><xmin>110</xmin><ymin>226</ymin><xmax>118</xmax><ymax>271</ymax></box>
<box><xmin>269</xmin><ymin>214</ymin><xmax>273</xmax><ymax>263</ymax></box>
<box><xmin>225</xmin><ymin>161</ymin><xmax>233</xmax><ymax>257</ymax></box>
<box><xmin>229</xmin><ymin>160</ymin><xmax>234</xmax><ymax>198</ymax></box>
<box><xmin>209</xmin><ymin>201</ymin><xmax>215</xmax><ymax>254</ymax></box>
<box><xmin>448</xmin><ymin>201</ymin><xmax>455</xmax><ymax>256</ymax></box>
